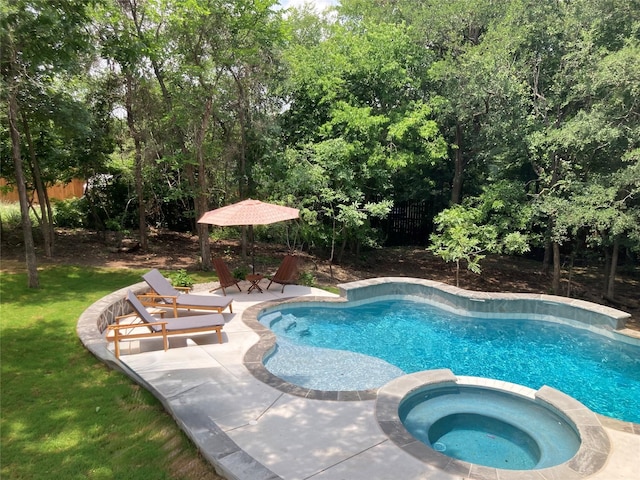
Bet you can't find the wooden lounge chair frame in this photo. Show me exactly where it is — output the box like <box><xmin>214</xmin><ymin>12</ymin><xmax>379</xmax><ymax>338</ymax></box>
<box><xmin>210</xmin><ymin>258</ymin><xmax>242</xmax><ymax>296</ymax></box>
<box><xmin>140</xmin><ymin>269</ymin><xmax>233</xmax><ymax>316</ymax></box>
<box><xmin>108</xmin><ymin>291</ymin><xmax>224</xmax><ymax>359</ymax></box>
<box><xmin>266</xmin><ymin>255</ymin><xmax>299</xmax><ymax>293</ymax></box>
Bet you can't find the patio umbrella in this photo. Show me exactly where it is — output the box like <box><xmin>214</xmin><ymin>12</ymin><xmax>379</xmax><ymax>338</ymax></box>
<box><xmin>197</xmin><ymin>199</ymin><xmax>299</xmax><ymax>273</ymax></box>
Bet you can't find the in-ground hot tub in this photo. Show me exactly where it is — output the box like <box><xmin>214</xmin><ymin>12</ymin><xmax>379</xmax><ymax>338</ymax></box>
<box><xmin>376</xmin><ymin>370</ymin><xmax>611</xmax><ymax>479</ymax></box>
<box><xmin>400</xmin><ymin>383</ymin><xmax>579</xmax><ymax>469</ymax></box>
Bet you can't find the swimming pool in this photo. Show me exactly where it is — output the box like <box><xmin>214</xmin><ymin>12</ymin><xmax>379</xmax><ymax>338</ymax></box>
<box><xmin>260</xmin><ymin>297</ymin><xmax>640</xmax><ymax>423</ymax></box>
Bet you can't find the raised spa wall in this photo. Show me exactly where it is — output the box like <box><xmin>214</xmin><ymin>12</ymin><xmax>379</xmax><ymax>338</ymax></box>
<box><xmin>337</xmin><ymin>277</ymin><xmax>633</xmax><ymax>336</ymax></box>
<box><xmin>376</xmin><ymin>369</ymin><xmax>612</xmax><ymax>480</ymax></box>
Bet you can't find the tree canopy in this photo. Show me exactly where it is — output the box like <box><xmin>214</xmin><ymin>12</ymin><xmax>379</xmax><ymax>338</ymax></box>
<box><xmin>2</xmin><ymin>0</ymin><xmax>638</xmax><ymax>295</ymax></box>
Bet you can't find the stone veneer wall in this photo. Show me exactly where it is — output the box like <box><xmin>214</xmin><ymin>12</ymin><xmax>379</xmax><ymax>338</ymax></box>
<box><xmin>76</xmin><ymin>281</ymin><xmax>148</xmax><ymax>369</ymax></box>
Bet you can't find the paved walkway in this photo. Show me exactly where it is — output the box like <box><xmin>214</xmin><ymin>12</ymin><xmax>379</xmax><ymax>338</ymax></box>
<box><xmin>82</xmin><ymin>283</ymin><xmax>640</xmax><ymax>480</ymax></box>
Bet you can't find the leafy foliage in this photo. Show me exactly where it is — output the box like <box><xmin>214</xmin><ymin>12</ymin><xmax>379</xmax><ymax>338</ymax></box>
<box><xmin>2</xmin><ymin>0</ymin><xmax>638</xmax><ymax>296</ymax></box>
<box><xmin>430</xmin><ymin>182</ymin><xmax>531</xmax><ymax>285</ymax></box>
<box><xmin>52</xmin><ymin>198</ymin><xmax>88</xmax><ymax>228</ymax></box>
<box><xmin>168</xmin><ymin>269</ymin><xmax>195</xmax><ymax>288</ymax></box>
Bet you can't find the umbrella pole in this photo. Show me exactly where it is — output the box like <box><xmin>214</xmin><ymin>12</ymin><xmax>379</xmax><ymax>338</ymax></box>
<box><xmin>241</xmin><ymin>226</ymin><xmax>248</xmax><ymax>259</ymax></box>
<box><xmin>250</xmin><ymin>225</ymin><xmax>255</xmax><ymax>274</ymax></box>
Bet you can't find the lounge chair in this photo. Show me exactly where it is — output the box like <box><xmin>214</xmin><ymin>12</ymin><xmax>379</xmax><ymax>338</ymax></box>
<box><xmin>210</xmin><ymin>258</ymin><xmax>242</xmax><ymax>296</ymax></box>
<box><xmin>266</xmin><ymin>255</ymin><xmax>299</xmax><ymax>293</ymax></box>
<box><xmin>140</xmin><ymin>269</ymin><xmax>233</xmax><ymax>316</ymax></box>
<box><xmin>108</xmin><ymin>291</ymin><xmax>225</xmax><ymax>358</ymax></box>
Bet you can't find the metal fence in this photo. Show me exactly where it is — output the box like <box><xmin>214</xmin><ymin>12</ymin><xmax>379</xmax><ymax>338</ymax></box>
<box><xmin>374</xmin><ymin>200</ymin><xmax>436</xmax><ymax>246</ymax></box>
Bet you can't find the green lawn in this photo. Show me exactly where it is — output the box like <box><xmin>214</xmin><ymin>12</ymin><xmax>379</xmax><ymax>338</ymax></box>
<box><xmin>1</xmin><ymin>266</ymin><xmax>222</xmax><ymax>480</ymax></box>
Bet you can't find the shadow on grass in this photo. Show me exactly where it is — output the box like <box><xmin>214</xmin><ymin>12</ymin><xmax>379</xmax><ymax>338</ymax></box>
<box><xmin>1</xmin><ymin>266</ymin><xmax>222</xmax><ymax>480</ymax></box>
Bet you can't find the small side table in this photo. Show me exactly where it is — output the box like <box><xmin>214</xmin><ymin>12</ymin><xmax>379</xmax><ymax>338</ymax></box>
<box><xmin>246</xmin><ymin>274</ymin><xmax>264</xmax><ymax>294</ymax></box>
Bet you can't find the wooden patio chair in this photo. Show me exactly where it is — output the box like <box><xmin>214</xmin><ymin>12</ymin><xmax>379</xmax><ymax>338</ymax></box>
<box><xmin>210</xmin><ymin>258</ymin><xmax>243</xmax><ymax>296</ymax></box>
<box><xmin>108</xmin><ymin>291</ymin><xmax>225</xmax><ymax>359</ymax></box>
<box><xmin>266</xmin><ymin>255</ymin><xmax>299</xmax><ymax>293</ymax></box>
<box><xmin>139</xmin><ymin>268</ymin><xmax>233</xmax><ymax>316</ymax></box>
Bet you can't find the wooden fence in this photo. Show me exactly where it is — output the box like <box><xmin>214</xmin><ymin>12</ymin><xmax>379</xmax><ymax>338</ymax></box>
<box><xmin>0</xmin><ymin>178</ymin><xmax>85</xmax><ymax>203</ymax></box>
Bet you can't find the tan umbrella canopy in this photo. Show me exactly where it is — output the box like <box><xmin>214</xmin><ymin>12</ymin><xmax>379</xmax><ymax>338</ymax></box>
<box><xmin>198</xmin><ymin>199</ymin><xmax>299</xmax><ymax>226</ymax></box>
<box><xmin>197</xmin><ymin>199</ymin><xmax>300</xmax><ymax>273</ymax></box>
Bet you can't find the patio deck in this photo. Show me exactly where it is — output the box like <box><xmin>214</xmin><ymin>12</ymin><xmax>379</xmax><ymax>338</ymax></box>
<box><xmin>77</xmin><ymin>281</ymin><xmax>640</xmax><ymax>480</ymax></box>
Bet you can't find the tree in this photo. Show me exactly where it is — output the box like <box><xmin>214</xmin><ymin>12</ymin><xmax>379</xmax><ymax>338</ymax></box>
<box><xmin>96</xmin><ymin>0</ymin><xmax>155</xmax><ymax>249</ymax></box>
<box><xmin>339</xmin><ymin>0</ymin><xmax>522</xmax><ymax>206</ymax></box>
<box><xmin>161</xmin><ymin>0</ymin><xmax>284</xmax><ymax>267</ymax></box>
<box><xmin>521</xmin><ymin>0</ymin><xmax>640</xmax><ymax>293</ymax></box>
<box><xmin>273</xmin><ymin>15</ymin><xmax>448</xmax><ymax>256</ymax></box>
<box><xmin>1</xmin><ymin>0</ymin><xmax>95</xmax><ymax>287</ymax></box>
<box><xmin>429</xmin><ymin>181</ymin><xmax>530</xmax><ymax>286</ymax></box>
<box><xmin>4</xmin><ymin>39</ymin><xmax>38</xmax><ymax>287</ymax></box>
<box><xmin>93</xmin><ymin>0</ymin><xmax>286</xmax><ymax>268</ymax></box>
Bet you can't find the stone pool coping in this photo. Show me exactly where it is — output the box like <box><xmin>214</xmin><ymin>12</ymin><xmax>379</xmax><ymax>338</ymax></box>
<box><xmin>375</xmin><ymin>369</ymin><xmax>611</xmax><ymax>480</ymax></box>
<box><xmin>242</xmin><ymin>277</ymin><xmax>639</xmax><ymax>435</ymax></box>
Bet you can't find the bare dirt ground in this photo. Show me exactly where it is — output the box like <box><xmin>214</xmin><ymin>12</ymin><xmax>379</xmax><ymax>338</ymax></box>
<box><xmin>3</xmin><ymin>228</ymin><xmax>639</xmax><ymax>331</ymax></box>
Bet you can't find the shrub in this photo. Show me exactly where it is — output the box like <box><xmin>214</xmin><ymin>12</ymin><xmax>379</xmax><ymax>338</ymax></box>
<box><xmin>232</xmin><ymin>265</ymin><xmax>250</xmax><ymax>280</ymax></box>
<box><xmin>298</xmin><ymin>270</ymin><xmax>316</xmax><ymax>287</ymax></box>
<box><xmin>0</xmin><ymin>202</ymin><xmax>24</xmax><ymax>230</ymax></box>
<box><xmin>168</xmin><ymin>269</ymin><xmax>194</xmax><ymax>288</ymax></box>
<box><xmin>208</xmin><ymin>226</ymin><xmax>241</xmax><ymax>242</ymax></box>
<box><xmin>53</xmin><ymin>198</ymin><xmax>88</xmax><ymax>228</ymax></box>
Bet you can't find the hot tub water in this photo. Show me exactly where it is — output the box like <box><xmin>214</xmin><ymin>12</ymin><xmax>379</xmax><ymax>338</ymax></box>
<box><xmin>399</xmin><ymin>384</ymin><xmax>580</xmax><ymax>470</ymax></box>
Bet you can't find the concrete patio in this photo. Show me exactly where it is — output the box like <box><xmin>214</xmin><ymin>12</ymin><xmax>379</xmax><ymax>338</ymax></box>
<box><xmin>77</xmin><ymin>281</ymin><xmax>640</xmax><ymax>480</ymax></box>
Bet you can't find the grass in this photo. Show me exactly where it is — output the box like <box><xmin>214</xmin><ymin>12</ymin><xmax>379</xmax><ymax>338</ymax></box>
<box><xmin>1</xmin><ymin>265</ymin><xmax>223</xmax><ymax>480</ymax></box>
<box><xmin>0</xmin><ymin>201</ymin><xmax>25</xmax><ymax>225</ymax></box>
<box><xmin>0</xmin><ymin>201</ymin><xmax>39</xmax><ymax>230</ymax></box>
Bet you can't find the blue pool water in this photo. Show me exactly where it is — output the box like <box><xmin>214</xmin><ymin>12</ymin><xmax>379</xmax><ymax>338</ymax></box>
<box><xmin>261</xmin><ymin>299</ymin><xmax>640</xmax><ymax>423</ymax></box>
<box><xmin>430</xmin><ymin>416</ymin><xmax>539</xmax><ymax>469</ymax></box>
<box><xmin>399</xmin><ymin>385</ymin><xmax>580</xmax><ymax>469</ymax></box>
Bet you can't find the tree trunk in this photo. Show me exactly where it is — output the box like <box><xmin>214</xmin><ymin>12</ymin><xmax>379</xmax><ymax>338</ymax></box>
<box><xmin>194</xmin><ymin>97</ymin><xmax>214</xmax><ymax>271</ymax></box>
<box><xmin>134</xmin><ymin>141</ymin><xmax>147</xmax><ymax>249</ymax></box>
<box><xmin>542</xmin><ymin>236</ymin><xmax>551</xmax><ymax>275</ymax></box>
<box><xmin>21</xmin><ymin>112</ymin><xmax>54</xmax><ymax>257</ymax></box>
<box><xmin>603</xmin><ymin>247</ymin><xmax>611</xmax><ymax>294</ymax></box>
<box><xmin>606</xmin><ymin>237</ymin><xmax>619</xmax><ymax>299</ymax></box>
<box><xmin>566</xmin><ymin>248</ymin><xmax>575</xmax><ymax>297</ymax></box>
<box><xmin>125</xmin><ymin>74</ymin><xmax>147</xmax><ymax>250</ymax></box>
<box><xmin>552</xmin><ymin>241</ymin><xmax>561</xmax><ymax>295</ymax></box>
<box><xmin>8</xmin><ymin>78</ymin><xmax>39</xmax><ymax>287</ymax></box>
<box><xmin>240</xmin><ymin>226</ymin><xmax>248</xmax><ymax>260</ymax></box>
<box><xmin>197</xmin><ymin>221</ymin><xmax>211</xmax><ymax>270</ymax></box>
<box><xmin>231</xmin><ymin>67</ymin><xmax>249</xmax><ymax>199</ymax></box>
<box><xmin>543</xmin><ymin>155</ymin><xmax>561</xmax><ymax>276</ymax></box>
<box><xmin>338</xmin><ymin>232</ymin><xmax>348</xmax><ymax>263</ymax></box>
<box><xmin>451</xmin><ymin>122</ymin><xmax>465</xmax><ymax>205</ymax></box>
<box><xmin>328</xmin><ymin>215</ymin><xmax>337</xmax><ymax>279</ymax></box>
